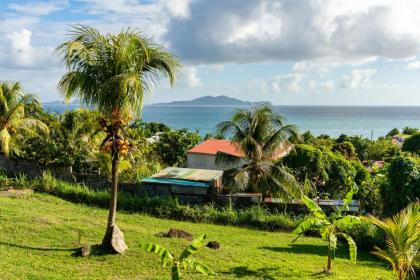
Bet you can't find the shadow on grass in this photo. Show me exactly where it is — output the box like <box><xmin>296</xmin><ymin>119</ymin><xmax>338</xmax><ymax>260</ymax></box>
<box><xmin>259</xmin><ymin>244</ymin><xmax>388</xmax><ymax>268</ymax></box>
<box><xmin>222</xmin><ymin>266</ymin><xmax>281</xmax><ymax>280</ymax></box>
<box><xmin>0</xmin><ymin>241</ymin><xmax>76</xmax><ymax>252</ymax></box>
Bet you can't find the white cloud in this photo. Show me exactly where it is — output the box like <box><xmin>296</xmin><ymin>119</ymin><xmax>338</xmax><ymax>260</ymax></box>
<box><xmin>257</xmin><ymin>73</ymin><xmax>306</xmax><ymax>93</ymax></box>
<box><xmin>4</xmin><ymin>28</ymin><xmax>56</xmax><ymax>69</ymax></box>
<box><xmin>341</xmin><ymin>69</ymin><xmax>377</xmax><ymax>89</ymax></box>
<box><xmin>406</xmin><ymin>60</ymin><xmax>420</xmax><ymax>70</ymax></box>
<box><xmin>321</xmin><ymin>80</ymin><xmax>335</xmax><ymax>92</ymax></box>
<box><xmin>182</xmin><ymin>66</ymin><xmax>200</xmax><ymax>88</ymax></box>
<box><xmin>8</xmin><ymin>1</ymin><xmax>68</xmax><ymax>16</ymax></box>
<box><xmin>165</xmin><ymin>0</ymin><xmax>191</xmax><ymax>18</ymax></box>
<box><xmin>166</xmin><ymin>0</ymin><xmax>420</xmax><ymax>64</ymax></box>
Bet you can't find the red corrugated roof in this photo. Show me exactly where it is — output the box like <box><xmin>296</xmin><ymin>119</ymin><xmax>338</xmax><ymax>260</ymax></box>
<box><xmin>188</xmin><ymin>139</ymin><xmax>244</xmax><ymax>157</ymax></box>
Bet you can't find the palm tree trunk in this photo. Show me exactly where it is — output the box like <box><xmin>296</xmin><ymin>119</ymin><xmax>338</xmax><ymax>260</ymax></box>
<box><xmin>101</xmin><ymin>146</ymin><xmax>127</xmax><ymax>253</ymax></box>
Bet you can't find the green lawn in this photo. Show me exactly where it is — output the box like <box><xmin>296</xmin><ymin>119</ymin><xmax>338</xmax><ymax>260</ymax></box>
<box><xmin>0</xmin><ymin>194</ymin><xmax>393</xmax><ymax>280</ymax></box>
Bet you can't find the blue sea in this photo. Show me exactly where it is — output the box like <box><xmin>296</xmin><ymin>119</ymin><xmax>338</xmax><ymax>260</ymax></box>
<box><xmin>44</xmin><ymin>104</ymin><xmax>420</xmax><ymax>139</ymax></box>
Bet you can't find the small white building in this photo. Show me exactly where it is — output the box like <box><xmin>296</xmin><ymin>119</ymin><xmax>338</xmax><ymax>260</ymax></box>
<box><xmin>187</xmin><ymin>139</ymin><xmax>245</xmax><ymax>170</ymax></box>
<box><xmin>187</xmin><ymin>139</ymin><xmax>294</xmax><ymax>171</ymax></box>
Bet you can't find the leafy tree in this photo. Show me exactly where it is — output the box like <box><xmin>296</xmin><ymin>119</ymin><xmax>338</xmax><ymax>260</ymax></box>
<box><xmin>366</xmin><ymin>139</ymin><xmax>400</xmax><ymax>160</ymax></box>
<box><xmin>16</xmin><ymin>109</ymin><xmax>101</xmax><ymax>168</ymax></box>
<box><xmin>336</xmin><ymin>134</ymin><xmax>350</xmax><ymax>143</ymax></box>
<box><xmin>380</xmin><ymin>157</ymin><xmax>420</xmax><ymax>217</ymax></box>
<box><xmin>386</xmin><ymin>128</ymin><xmax>400</xmax><ymax>137</ymax></box>
<box><xmin>364</xmin><ymin>202</ymin><xmax>420</xmax><ymax>280</ymax></box>
<box><xmin>301</xmin><ymin>131</ymin><xmax>315</xmax><ymax>143</ymax></box>
<box><xmin>155</xmin><ymin>129</ymin><xmax>200</xmax><ymax>166</ymax></box>
<box><xmin>402</xmin><ymin>134</ymin><xmax>420</xmax><ymax>154</ymax></box>
<box><xmin>332</xmin><ymin>141</ymin><xmax>356</xmax><ymax>160</ymax></box>
<box><xmin>141</xmin><ymin>234</ymin><xmax>215</xmax><ymax>280</ymax></box>
<box><xmin>313</xmin><ymin>134</ymin><xmax>335</xmax><ymax>148</ymax></box>
<box><xmin>347</xmin><ymin>135</ymin><xmax>371</xmax><ymax>161</ymax></box>
<box><xmin>293</xmin><ymin>185</ymin><xmax>361</xmax><ymax>273</ymax></box>
<box><xmin>402</xmin><ymin>127</ymin><xmax>419</xmax><ymax>135</ymax></box>
<box><xmin>131</xmin><ymin>121</ymin><xmax>170</xmax><ymax>138</ymax></box>
<box><xmin>0</xmin><ymin>81</ymin><xmax>49</xmax><ymax>156</ymax></box>
<box><xmin>216</xmin><ymin>105</ymin><xmax>301</xmax><ymax>198</ymax></box>
<box><xmin>57</xmin><ymin>25</ymin><xmax>180</xmax><ymax>252</ymax></box>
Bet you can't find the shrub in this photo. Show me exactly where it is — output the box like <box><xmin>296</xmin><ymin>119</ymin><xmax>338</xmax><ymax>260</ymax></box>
<box><xmin>402</xmin><ymin>134</ymin><xmax>420</xmax><ymax>154</ymax></box>
<box><xmin>332</xmin><ymin>141</ymin><xmax>356</xmax><ymax>159</ymax></box>
<box><xmin>366</xmin><ymin>138</ymin><xmax>400</xmax><ymax>160</ymax></box>
<box><xmin>386</xmin><ymin>128</ymin><xmax>400</xmax><ymax>137</ymax></box>
<box><xmin>380</xmin><ymin>156</ymin><xmax>420</xmax><ymax>216</ymax></box>
<box><xmin>402</xmin><ymin>127</ymin><xmax>419</xmax><ymax>135</ymax></box>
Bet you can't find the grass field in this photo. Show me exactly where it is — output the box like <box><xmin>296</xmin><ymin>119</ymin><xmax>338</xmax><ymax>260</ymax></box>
<box><xmin>0</xmin><ymin>193</ymin><xmax>393</xmax><ymax>280</ymax></box>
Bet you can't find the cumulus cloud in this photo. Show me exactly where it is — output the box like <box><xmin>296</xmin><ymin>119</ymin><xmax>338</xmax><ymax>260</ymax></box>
<box><xmin>181</xmin><ymin>66</ymin><xmax>200</xmax><ymax>88</ymax></box>
<box><xmin>255</xmin><ymin>73</ymin><xmax>306</xmax><ymax>93</ymax></box>
<box><xmin>341</xmin><ymin>69</ymin><xmax>377</xmax><ymax>89</ymax></box>
<box><xmin>165</xmin><ymin>0</ymin><xmax>420</xmax><ymax>65</ymax></box>
<box><xmin>4</xmin><ymin>28</ymin><xmax>56</xmax><ymax>69</ymax></box>
<box><xmin>406</xmin><ymin>60</ymin><xmax>420</xmax><ymax>70</ymax></box>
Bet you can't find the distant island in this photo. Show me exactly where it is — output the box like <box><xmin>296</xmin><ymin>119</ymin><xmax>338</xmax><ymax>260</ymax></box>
<box><xmin>152</xmin><ymin>95</ymin><xmax>271</xmax><ymax>106</ymax></box>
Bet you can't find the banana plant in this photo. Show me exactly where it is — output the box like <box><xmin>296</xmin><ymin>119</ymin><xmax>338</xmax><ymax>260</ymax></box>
<box><xmin>141</xmin><ymin>234</ymin><xmax>215</xmax><ymax>280</ymax></box>
<box><xmin>293</xmin><ymin>181</ymin><xmax>361</xmax><ymax>273</ymax></box>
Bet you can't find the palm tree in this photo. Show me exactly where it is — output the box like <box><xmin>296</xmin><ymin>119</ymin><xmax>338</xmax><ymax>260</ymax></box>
<box><xmin>364</xmin><ymin>202</ymin><xmax>420</xmax><ymax>280</ymax></box>
<box><xmin>216</xmin><ymin>104</ymin><xmax>301</xmax><ymax>198</ymax></box>
<box><xmin>57</xmin><ymin>25</ymin><xmax>180</xmax><ymax>253</ymax></box>
<box><xmin>0</xmin><ymin>81</ymin><xmax>49</xmax><ymax>156</ymax></box>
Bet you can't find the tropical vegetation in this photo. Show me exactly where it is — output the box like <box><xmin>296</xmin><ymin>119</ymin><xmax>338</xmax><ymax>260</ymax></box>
<box><xmin>293</xmin><ymin>184</ymin><xmax>361</xmax><ymax>273</ymax></box>
<box><xmin>216</xmin><ymin>105</ymin><xmax>301</xmax><ymax>198</ymax></box>
<box><xmin>141</xmin><ymin>234</ymin><xmax>214</xmax><ymax>279</ymax></box>
<box><xmin>364</xmin><ymin>202</ymin><xmax>420</xmax><ymax>280</ymax></box>
<box><xmin>0</xmin><ymin>81</ymin><xmax>48</xmax><ymax>156</ymax></box>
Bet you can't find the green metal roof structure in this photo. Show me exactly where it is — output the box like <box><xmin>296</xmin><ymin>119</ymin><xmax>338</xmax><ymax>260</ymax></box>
<box><xmin>141</xmin><ymin>177</ymin><xmax>210</xmax><ymax>188</ymax></box>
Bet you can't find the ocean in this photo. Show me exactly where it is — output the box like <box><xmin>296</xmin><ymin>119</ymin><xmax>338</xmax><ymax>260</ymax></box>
<box><xmin>44</xmin><ymin>105</ymin><xmax>420</xmax><ymax>139</ymax></box>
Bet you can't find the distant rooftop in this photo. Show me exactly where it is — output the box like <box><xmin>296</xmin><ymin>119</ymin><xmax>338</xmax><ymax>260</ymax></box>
<box><xmin>152</xmin><ymin>167</ymin><xmax>223</xmax><ymax>182</ymax></box>
<box><xmin>188</xmin><ymin>139</ymin><xmax>243</xmax><ymax>157</ymax></box>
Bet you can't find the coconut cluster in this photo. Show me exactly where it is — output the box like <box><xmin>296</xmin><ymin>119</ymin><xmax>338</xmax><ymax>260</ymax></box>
<box><xmin>100</xmin><ymin>137</ymin><xmax>131</xmax><ymax>156</ymax></box>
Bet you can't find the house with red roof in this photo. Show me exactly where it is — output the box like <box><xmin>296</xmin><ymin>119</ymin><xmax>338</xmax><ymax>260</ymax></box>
<box><xmin>187</xmin><ymin>139</ymin><xmax>292</xmax><ymax>170</ymax></box>
<box><xmin>187</xmin><ymin>139</ymin><xmax>244</xmax><ymax>170</ymax></box>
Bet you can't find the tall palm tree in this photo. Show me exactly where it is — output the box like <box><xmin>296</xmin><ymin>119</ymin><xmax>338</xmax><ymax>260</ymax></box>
<box><xmin>364</xmin><ymin>202</ymin><xmax>420</xmax><ymax>280</ymax></box>
<box><xmin>0</xmin><ymin>81</ymin><xmax>49</xmax><ymax>156</ymax></box>
<box><xmin>57</xmin><ymin>25</ymin><xmax>180</xmax><ymax>253</ymax></box>
<box><xmin>216</xmin><ymin>105</ymin><xmax>301</xmax><ymax>198</ymax></box>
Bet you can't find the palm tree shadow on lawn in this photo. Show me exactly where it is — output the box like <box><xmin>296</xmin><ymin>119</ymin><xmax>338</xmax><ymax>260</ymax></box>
<box><xmin>0</xmin><ymin>241</ymin><xmax>76</xmax><ymax>252</ymax></box>
<box><xmin>0</xmin><ymin>241</ymin><xmax>109</xmax><ymax>257</ymax></box>
<box><xmin>259</xmin><ymin>244</ymin><xmax>388</xmax><ymax>268</ymax></box>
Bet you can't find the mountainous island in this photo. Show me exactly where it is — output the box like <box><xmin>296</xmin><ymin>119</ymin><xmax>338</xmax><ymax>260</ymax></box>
<box><xmin>152</xmin><ymin>95</ymin><xmax>271</xmax><ymax>106</ymax></box>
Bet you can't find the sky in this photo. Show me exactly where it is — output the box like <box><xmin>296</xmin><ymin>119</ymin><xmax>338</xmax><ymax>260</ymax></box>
<box><xmin>1</xmin><ymin>0</ymin><xmax>420</xmax><ymax>105</ymax></box>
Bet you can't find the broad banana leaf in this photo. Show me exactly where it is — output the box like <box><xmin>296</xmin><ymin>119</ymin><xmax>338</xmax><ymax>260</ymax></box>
<box><xmin>337</xmin><ymin>215</ymin><xmax>361</xmax><ymax>226</ymax></box>
<box><xmin>292</xmin><ymin>217</ymin><xmax>329</xmax><ymax>241</ymax></box>
<box><xmin>337</xmin><ymin>232</ymin><xmax>357</xmax><ymax>263</ymax></box>
<box><xmin>141</xmin><ymin>243</ymin><xmax>174</xmax><ymax>267</ymax></box>
<box><xmin>184</xmin><ymin>258</ymin><xmax>215</xmax><ymax>276</ymax></box>
<box><xmin>340</xmin><ymin>185</ymin><xmax>358</xmax><ymax>213</ymax></box>
<box><xmin>301</xmin><ymin>195</ymin><xmax>327</xmax><ymax>220</ymax></box>
<box><xmin>179</xmin><ymin>234</ymin><xmax>207</xmax><ymax>261</ymax></box>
